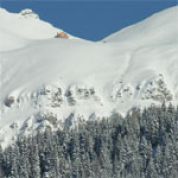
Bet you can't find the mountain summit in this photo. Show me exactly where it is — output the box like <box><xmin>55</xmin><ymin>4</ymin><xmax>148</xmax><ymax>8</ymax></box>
<box><xmin>19</xmin><ymin>9</ymin><xmax>39</xmax><ymax>19</ymax></box>
<box><xmin>0</xmin><ymin>8</ymin><xmax>76</xmax><ymax>51</ymax></box>
<box><xmin>0</xmin><ymin>6</ymin><xmax>178</xmax><ymax>147</ymax></box>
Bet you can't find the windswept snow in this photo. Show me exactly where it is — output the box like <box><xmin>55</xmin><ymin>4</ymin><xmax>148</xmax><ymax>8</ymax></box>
<box><xmin>104</xmin><ymin>6</ymin><xmax>178</xmax><ymax>47</ymax></box>
<box><xmin>0</xmin><ymin>8</ymin><xmax>75</xmax><ymax>51</ymax></box>
<box><xmin>0</xmin><ymin>6</ymin><xmax>178</xmax><ymax>147</ymax></box>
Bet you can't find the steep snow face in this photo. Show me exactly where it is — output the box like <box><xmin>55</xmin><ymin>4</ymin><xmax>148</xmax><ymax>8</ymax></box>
<box><xmin>0</xmin><ymin>6</ymin><xmax>178</xmax><ymax>147</ymax></box>
<box><xmin>104</xmin><ymin>6</ymin><xmax>178</xmax><ymax>47</ymax></box>
<box><xmin>0</xmin><ymin>8</ymin><xmax>75</xmax><ymax>51</ymax></box>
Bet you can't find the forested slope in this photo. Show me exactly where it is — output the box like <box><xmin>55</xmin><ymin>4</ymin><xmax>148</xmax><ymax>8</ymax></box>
<box><xmin>1</xmin><ymin>104</ymin><xmax>178</xmax><ymax>178</ymax></box>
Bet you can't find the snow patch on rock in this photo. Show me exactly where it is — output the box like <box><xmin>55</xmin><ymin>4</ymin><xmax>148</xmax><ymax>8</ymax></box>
<box><xmin>20</xmin><ymin>9</ymin><xmax>39</xmax><ymax>19</ymax></box>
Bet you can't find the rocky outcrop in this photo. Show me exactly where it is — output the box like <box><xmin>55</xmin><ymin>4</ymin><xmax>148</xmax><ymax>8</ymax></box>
<box><xmin>20</xmin><ymin>9</ymin><xmax>39</xmax><ymax>19</ymax></box>
<box><xmin>65</xmin><ymin>84</ymin><xmax>100</xmax><ymax>105</ymax></box>
<box><xmin>55</xmin><ymin>32</ymin><xmax>69</xmax><ymax>39</ymax></box>
<box><xmin>111</xmin><ymin>81</ymin><xmax>134</xmax><ymax>101</ymax></box>
<box><xmin>141</xmin><ymin>74</ymin><xmax>173</xmax><ymax>102</ymax></box>
<box><xmin>4</xmin><ymin>96</ymin><xmax>15</xmax><ymax>107</ymax></box>
<box><xmin>0</xmin><ymin>73</ymin><xmax>175</xmax><ymax>147</ymax></box>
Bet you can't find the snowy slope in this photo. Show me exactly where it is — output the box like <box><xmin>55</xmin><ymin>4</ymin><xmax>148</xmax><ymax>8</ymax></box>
<box><xmin>104</xmin><ymin>6</ymin><xmax>178</xmax><ymax>46</ymax></box>
<box><xmin>0</xmin><ymin>6</ymin><xmax>178</xmax><ymax>147</ymax></box>
<box><xmin>0</xmin><ymin>8</ymin><xmax>75</xmax><ymax>51</ymax></box>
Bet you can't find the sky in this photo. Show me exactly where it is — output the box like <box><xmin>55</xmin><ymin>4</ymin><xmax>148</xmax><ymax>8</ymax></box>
<box><xmin>0</xmin><ymin>0</ymin><xmax>177</xmax><ymax>41</ymax></box>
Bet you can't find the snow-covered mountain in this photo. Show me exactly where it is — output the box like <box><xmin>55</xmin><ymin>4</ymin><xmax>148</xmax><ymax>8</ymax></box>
<box><xmin>0</xmin><ymin>8</ymin><xmax>76</xmax><ymax>51</ymax></box>
<box><xmin>0</xmin><ymin>6</ymin><xmax>178</xmax><ymax>147</ymax></box>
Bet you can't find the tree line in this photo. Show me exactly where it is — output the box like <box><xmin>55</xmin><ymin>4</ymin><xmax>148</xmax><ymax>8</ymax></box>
<box><xmin>0</xmin><ymin>103</ymin><xmax>178</xmax><ymax>178</ymax></box>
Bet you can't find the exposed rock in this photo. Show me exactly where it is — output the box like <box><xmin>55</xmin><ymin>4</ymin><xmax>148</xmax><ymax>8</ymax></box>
<box><xmin>4</xmin><ymin>96</ymin><xmax>15</xmax><ymax>107</ymax></box>
<box><xmin>65</xmin><ymin>89</ymin><xmax>76</xmax><ymax>106</ymax></box>
<box><xmin>34</xmin><ymin>84</ymin><xmax>63</xmax><ymax>108</ymax></box>
<box><xmin>65</xmin><ymin>84</ymin><xmax>100</xmax><ymax>105</ymax></box>
<box><xmin>10</xmin><ymin>122</ymin><xmax>18</xmax><ymax>129</ymax></box>
<box><xmin>55</xmin><ymin>32</ymin><xmax>69</xmax><ymax>39</ymax></box>
<box><xmin>111</xmin><ymin>81</ymin><xmax>134</xmax><ymax>101</ymax></box>
<box><xmin>20</xmin><ymin>9</ymin><xmax>39</xmax><ymax>19</ymax></box>
<box><xmin>141</xmin><ymin>74</ymin><xmax>173</xmax><ymax>102</ymax></box>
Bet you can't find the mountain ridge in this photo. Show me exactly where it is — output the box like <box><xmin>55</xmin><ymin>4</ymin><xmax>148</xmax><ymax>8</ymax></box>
<box><xmin>104</xmin><ymin>6</ymin><xmax>178</xmax><ymax>45</ymax></box>
<box><xmin>0</xmin><ymin>8</ymin><xmax>78</xmax><ymax>52</ymax></box>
